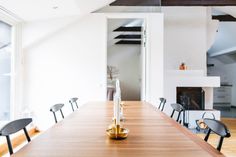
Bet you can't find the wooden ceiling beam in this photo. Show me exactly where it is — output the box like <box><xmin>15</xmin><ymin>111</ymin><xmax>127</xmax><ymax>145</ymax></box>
<box><xmin>115</xmin><ymin>34</ymin><xmax>141</xmax><ymax>39</ymax></box>
<box><xmin>115</xmin><ymin>40</ymin><xmax>141</xmax><ymax>45</ymax></box>
<box><xmin>162</xmin><ymin>0</ymin><xmax>236</xmax><ymax>6</ymax></box>
<box><xmin>212</xmin><ymin>15</ymin><xmax>236</xmax><ymax>22</ymax></box>
<box><xmin>114</xmin><ymin>26</ymin><xmax>142</xmax><ymax>32</ymax></box>
<box><xmin>110</xmin><ymin>0</ymin><xmax>236</xmax><ymax>6</ymax></box>
<box><xmin>110</xmin><ymin>0</ymin><xmax>159</xmax><ymax>6</ymax></box>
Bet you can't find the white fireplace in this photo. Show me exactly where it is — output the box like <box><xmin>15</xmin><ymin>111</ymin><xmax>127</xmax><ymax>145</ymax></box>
<box><xmin>164</xmin><ymin>70</ymin><xmax>221</xmax><ymax>128</ymax></box>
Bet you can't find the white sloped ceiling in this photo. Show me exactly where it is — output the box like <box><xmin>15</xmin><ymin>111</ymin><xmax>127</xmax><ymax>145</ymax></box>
<box><xmin>208</xmin><ymin>7</ymin><xmax>236</xmax><ymax>62</ymax></box>
<box><xmin>0</xmin><ymin>0</ymin><xmax>114</xmax><ymax>21</ymax></box>
<box><xmin>214</xmin><ymin>7</ymin><xmax>236</xmax><ymax>18</ymax></box>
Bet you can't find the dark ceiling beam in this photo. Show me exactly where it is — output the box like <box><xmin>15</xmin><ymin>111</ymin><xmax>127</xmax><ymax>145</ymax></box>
<box><xmin>115</xmin><ymin>34</ymin><xmax>141</xmax><ymax>39</ymax></box>
<box><xmin>162</xmin><ymin>0</ymin><xmax>236</xmax><ymax>6</ymax></box>
<box><xmin>115</xmin><ymin>40</ymin><xmax>141</xmax><ymax>45</ymax></box>
<box><xmin>212</xmin><ymin>15</ymin><xmax>236</xmax><ymax>22</ymax></box>
<box><xmin>110</xmin><ymin>0</ymin><xmax>236</xmax><ymax>6</ymax></box>
<box><xmin>111</xmin><ymin>0</ymin><xmax>160</xmax><ymax>6</ymax></box>
<box><xmin>114</xmin><ymin>26</ymin><xmax>142</xmax><ymax>32</ymax></box>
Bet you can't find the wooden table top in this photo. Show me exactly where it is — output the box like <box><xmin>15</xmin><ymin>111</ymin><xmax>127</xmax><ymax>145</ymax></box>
<box><xmin>13</xmin><ymin>101</ymin><xmax>225</xmax><ymax>157</ymax></box>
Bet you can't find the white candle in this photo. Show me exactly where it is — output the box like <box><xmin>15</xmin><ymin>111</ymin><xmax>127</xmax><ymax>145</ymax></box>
<box><xmin>113</xmin><ymin>94</ymin><xmax>117</xmax><ymax>119</ymax></box>
<box><xmin>116</xmin><ymin>97</ymin><xmax>120</xmax><ymax>125</ymax></box>
<box><xmin>115</xmin><ymin>79</ymin><xmax>121</xmax><ymax>125</ymax></box>
<box><xmin>116</xmin><ymin>79</ymin><xmax>120</xmax><ymax>89</ymax></box>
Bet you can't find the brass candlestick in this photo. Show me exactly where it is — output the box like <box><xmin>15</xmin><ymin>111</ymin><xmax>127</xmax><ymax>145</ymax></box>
<box><xmin>106</xmin><ymin>119</ymin><xmax>129</xmax><ymax>140</ymax></box>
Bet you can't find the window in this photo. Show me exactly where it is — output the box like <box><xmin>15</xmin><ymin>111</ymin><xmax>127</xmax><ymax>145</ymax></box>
<box><xmin>0</xmin><ymin>20</ymin><xmax>12</xmax><ymax>121</ymax></box>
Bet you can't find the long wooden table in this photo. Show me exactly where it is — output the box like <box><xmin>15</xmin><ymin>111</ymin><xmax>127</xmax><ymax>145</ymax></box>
<box><xmin>13</xmin><ymin>101</ymin><xmax>225</xmax><ymax>157</ymax></box>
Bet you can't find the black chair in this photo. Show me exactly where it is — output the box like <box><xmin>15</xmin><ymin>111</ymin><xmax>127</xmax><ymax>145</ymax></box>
<box><xmin>50</xmin><ymin>104</ymin><xmax>64</xmax><ymax>123</ymax></box>
<box><xmin>0</xmin><ymin>118</ymin><xmax>32</xmax><ymax>155</ymax></box>
<box><xmin>158</xmin><ymin>98</ymin><xmax>166</xmax><ymax>111</ymax></box>
<box><xmin>203</xmin><ymin>118</ymin><xmax>231</xmax><ymax>151</ymax></box>
<box><xmin>69</xmin><ymin>97</ymin><xmax>79</xmax><ymax>112</ymax></box>
<box><xmin>170</xmin><ymin>103</ymin><xmax>184</xmax><ymax>123</ymax></box>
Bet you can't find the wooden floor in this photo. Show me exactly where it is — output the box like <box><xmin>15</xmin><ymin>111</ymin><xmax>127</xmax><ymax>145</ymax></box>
<box><xmin>197</xmin><ymin>118</ymin><xmax>236</xmax><ymax>157</ymax></box>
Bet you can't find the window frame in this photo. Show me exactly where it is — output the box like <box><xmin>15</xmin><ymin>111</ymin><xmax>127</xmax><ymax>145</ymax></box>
<box><xmin>0</xmin><ymin>8</ymin><xmax>23</xmax><ymax>123</ymax></box>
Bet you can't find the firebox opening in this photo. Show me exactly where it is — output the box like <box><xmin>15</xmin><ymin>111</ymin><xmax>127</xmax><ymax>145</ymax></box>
<box><xmin>177</xmin><ymin>87</ymin><xmax>205</xmax><ymax>110</ymax></box>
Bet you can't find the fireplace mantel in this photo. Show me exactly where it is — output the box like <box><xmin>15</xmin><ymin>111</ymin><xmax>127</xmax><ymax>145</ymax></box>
<box><xmin>166</xmin><ymin>70</ymin><xmax>220</xmax><ymax>87</ymax></box>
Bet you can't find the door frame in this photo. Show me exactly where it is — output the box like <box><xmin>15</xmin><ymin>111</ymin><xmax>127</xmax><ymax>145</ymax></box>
<box><xmin>105</xmin><ymin>13</ymin><xmax>148</xmax><ymax>101</ymax></box>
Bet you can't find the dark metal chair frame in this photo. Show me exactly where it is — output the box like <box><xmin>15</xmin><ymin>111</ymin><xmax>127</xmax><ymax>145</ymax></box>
<box><xmin>69</xmin><ymin>97</ymin><xmax>79</xmax><ymax>112</ymax></box>
<box><xmin>170</xmin><ymin>103</ymin><xmax>184</xmax><ymax>123</ymax></box>
<box><xmin>203</xmin><ymin>118</ymin><xmax>231</xmax><ymax>151</ymax></box>
<box><xmin>0</xmin><ymin>118</ymin><xmax>32</xmax><ymax>155</ymax></box>
<box><xmin>50</xmin><ymin>103</ymin><xmax>65</xmax><ymax>123</ymax></box>
<box><xmin>158</xmin><ymin>98</ymin><xmax>166</xmax><ymax>111</ymax></box>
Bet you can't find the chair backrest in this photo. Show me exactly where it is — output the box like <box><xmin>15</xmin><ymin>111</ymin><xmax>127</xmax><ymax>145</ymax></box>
<box><xmin>69</xmin><ymin>97</ymin><xmax>79</xmax><ymax>111</ymax></box>
<box><xmin>50</xmin><ymin>103</ymin><xmax>64</xmax><ymax>123</ymax></box>
<box><xmin>170</xmin><ymin>103</ymin><xmax>184</xmax><ymax>123</ymax></box>
<box><xmin>203</xmin><ymin>118</ymin><xmax>231</xmax><ymax>151</ymax></box>
<box><xmin>158</xmin><ymin>98</ymin><xmax>166</xmax><ymax>111</ymax></box>
<box><xmin>0</xmin><ymin>118</ymin><xmax>32</xmax><ymax>155</ymax></box>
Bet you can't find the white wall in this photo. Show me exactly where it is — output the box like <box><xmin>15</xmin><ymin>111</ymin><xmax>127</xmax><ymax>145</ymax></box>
<box><xmin>206</xmin><ymin>9</ymin><xmax>219</xmax><ymax>51</ymax></box>
<box><xmin>163</xmin><ymin>7</ymin><xmax>211</xmax><ymax>115</ymax></box>
<box><xmin>163</xmin><ymin>7</ymin><xmax>207</xmax><ymax>72</ymax></box>
<box><xmin>21</xmin><ymin>13</ymin><xmax>164</xmax><ymax>130</ymax></box>
<box><xmin>145</xmin><ymin>14</ymin><xmax>164</xmax><ymax>104</ymax></box>
<box><xmin>108</xmin><ymin>45</ymin><xmax>141</xmax><ymax>100</ymax></box>
<box><xmin>22</xmin><ymin>14</ymin><xmax>107</xmax><ymax>129</ymax></box>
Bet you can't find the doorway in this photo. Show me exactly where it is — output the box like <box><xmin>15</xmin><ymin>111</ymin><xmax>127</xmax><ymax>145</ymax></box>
<box><xmin>106</xmin><ymin>18</ymin><xmax>146</xmax><ymax>101</ymax></box>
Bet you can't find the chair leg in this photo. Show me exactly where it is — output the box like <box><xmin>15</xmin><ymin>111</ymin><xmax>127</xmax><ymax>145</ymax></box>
<box><xmin>75</xmin><ymin>102</ymin><xmax>79</xmax><ymax>109</ymax></box>
<box><xmin>70</xmin><ymin>102</ymin><xmax>74</xmax><ymax>111</ymax></box>
<box><xmin>170</xmin><ymin>110</ymin><xmax>175</xmax><ymax>118</ymax></box>
<box><xmin>179</xmin><ymin>120</ymin><xmax>182</xmax><ymax>124</ymax></box>
<box><xmin>217</xmin><ymin>137</ymin><xmax>224</xmax><ymax>152</ymax></box>
<box><xmin>6</xmin><ymin>135</ymin><xmax>13</xmax><ymax>155</ymax></box>
<box><xmin>158</xmin><ymin>103</ymin><xmax>161</xmax><ymax>110</ymax></box>
<box><xmin>204</xmin><ymin>129</ymin><xmax>211</xmax><ymax>142</ymax></box>
<box><xmin>60</xmin><ymin>109</ymin><xmax>64</xmax><ymax>119</ymax></box>
<box><xmin>23</xmin><ymin>127</ymin><xmax>31</xmax><ymax>142</ymax></box>
<box><xmin>53</xmin><ymin>112</ymin><xmax>57</xmax><ymax>123</ymax></box>
<box><xmin>176</xmin><ymin>112</ymin><xmax>181</xmax><ymax>122</ymax></box>
<box><xmin>161</xmin><ymin>104</ymin><xmax>165</xmax><ymax>111</ymax></box>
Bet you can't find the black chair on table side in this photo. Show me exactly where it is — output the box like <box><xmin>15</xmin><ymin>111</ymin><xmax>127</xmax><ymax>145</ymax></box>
<box><xmin>69</xmin><ymin>97</ymin><xmax>79</xmax><ymax>112</ymax></box>
<box><xmin>170</xmin><ymin>103</ymin><xmax>184</xmax><ymax>123</ymax></box>
<box><xmin>158</xmin><ymin>98</ymin><xmax>166</xmax><ymax>111</ymax></box>
<box><xmin>50</xmin><ymin>103</ymin><xmax>65</xmax><ymax>123</ymax></box>
<box><xmin>0</xmin><ymin>118</ymin><xmax>32</xmax><ymax>155</ymax></box>
<box><xmin>203</xmin><ymin>118</ymin><xmax>231</xmax><ymax>152</ymax></box>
